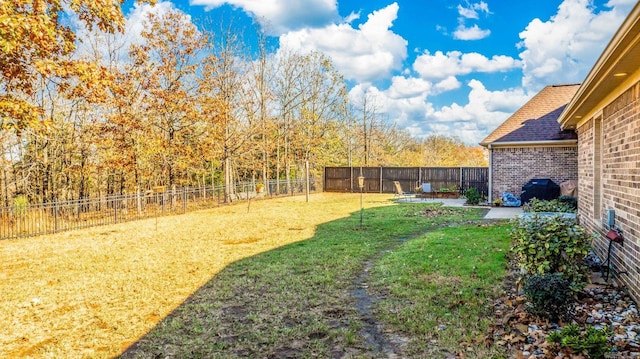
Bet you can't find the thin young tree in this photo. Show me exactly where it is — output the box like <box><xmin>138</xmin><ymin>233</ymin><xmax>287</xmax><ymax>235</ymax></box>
<box><xmin>129</xmin><ymin>9</ymin><xmax>207</xmax><ymax>200</ymax></box>
<box><xmin>199</xmin><ymin>22</ymin><xmax>254</xmax><ymax>202</ymax></box>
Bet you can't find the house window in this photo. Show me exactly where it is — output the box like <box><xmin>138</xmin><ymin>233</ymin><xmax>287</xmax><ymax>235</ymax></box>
<box><xmin>593</xmin><ymin>116</ymin><xmax>602</xmax><ymax>220</ymax></box>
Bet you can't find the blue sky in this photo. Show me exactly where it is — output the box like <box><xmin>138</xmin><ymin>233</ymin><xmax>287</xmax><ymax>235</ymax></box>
<box><xmin>117</xmin><ymin>0</ymin><xmax>636</xmax><ymax>144</ymax></box>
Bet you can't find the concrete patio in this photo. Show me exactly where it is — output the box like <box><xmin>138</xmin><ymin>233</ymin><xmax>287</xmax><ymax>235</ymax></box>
<box><xmin>395</xmin><ymin>197</ymin><xmax>523</xmax><ymax>219</ymax></box>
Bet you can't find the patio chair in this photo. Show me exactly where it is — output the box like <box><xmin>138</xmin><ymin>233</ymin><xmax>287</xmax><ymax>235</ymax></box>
<box><xmin>421</xmin><ymin>183</ymin><xmax>433</xmax><ymax>199</ymax></box>
<box><xmin>393</xmin><ymin>181</ymin><xmax>414</xmax><ymax>201</ymax></box>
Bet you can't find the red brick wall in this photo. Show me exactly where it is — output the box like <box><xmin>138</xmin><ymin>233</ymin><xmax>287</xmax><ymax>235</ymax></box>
<box><xmin>577</xmin><ymin>81</ymin><xmax>640</xmax><ymax>301</ymax></box>
<box><xmin>577</xmin><ymin>120</ymin><xmax>596</xmax><ymax>232</ymax></box>
<box><xmin>490</xmin><ymin>146</ymin><xmax>578</xmax><ymax>201</ymax></box>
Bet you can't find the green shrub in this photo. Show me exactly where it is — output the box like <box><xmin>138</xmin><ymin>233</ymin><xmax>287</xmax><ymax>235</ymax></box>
<box><xmin>511</xmin><ymin>214</ymin><xmax>591</xmax><ymax>290</ymax></box>
<box><xmin>464</xmin><ymin>187</ymin><xmax>482</xmax><ymax>205</ymax></box>
<box><xmin>13</xmin><ymin>195</ymin><xmax>29</xmax><ymax>217</ymax></box>
<box><xmin>523</xmin><ymin>273</ymin><xmax>575</xmax><ymax>322</ymax></box>
<box><xmin>547</xmin><ymin>324</ymin><xmax>612</xmax><ymax>359</ymax></box>
<box><xmin>438</xmin><ymin>185</ymin><xmax>458</xmax><ymax>192</ymax></box>
<box><xmin>523</xmin><ymin>198</ymin><xmax>576</xmax><ymax>213</ymax></box>
<box><xmin>557</xmin><ymin>195</ymin><xmax>578</xmax><ymax>211</ymax></box>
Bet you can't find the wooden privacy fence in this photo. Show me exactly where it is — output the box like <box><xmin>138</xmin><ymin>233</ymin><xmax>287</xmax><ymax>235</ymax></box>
<box><xmin>0</xmin><ymin>178</ymin><xmax>314</xmax><ymax>240</ymax></box>
<box><xmin>324</xmin><ymin>167</ymin><xmax>488</xmax><ymax>195</ymax></box>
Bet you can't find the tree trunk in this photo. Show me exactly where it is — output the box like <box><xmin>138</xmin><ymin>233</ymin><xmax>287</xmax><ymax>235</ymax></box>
<box><xmin>276</xmin><ymin>145</ymin><xmax>281</xmax><ymax>195</ymax></box>
<box><xmin>262</xmin><ymin>150</ymin><xmax>267</xmax><ymax>193</ymax></box>
<box><xmin>224</xmin><ymin>154</ymin><xmax>232</xmax><ymax>203</ymax></box>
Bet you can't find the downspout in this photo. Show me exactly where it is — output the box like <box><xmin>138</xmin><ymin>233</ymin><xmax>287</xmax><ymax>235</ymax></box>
<box><xmin>487</xmin><ymin>144</ymin><xmax>493</xmax><ymax>203</ymax></box>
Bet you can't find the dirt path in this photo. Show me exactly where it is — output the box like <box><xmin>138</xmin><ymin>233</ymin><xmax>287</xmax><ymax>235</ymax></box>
<box><xmin>352</xmin><ymin>259</ymin><xmax>409</xmax><ymax>358</ymax></box>
<box><xmin>351</xmin><ymin>239</ymin><xmax>411</xmax><ymax>358</ymax></box>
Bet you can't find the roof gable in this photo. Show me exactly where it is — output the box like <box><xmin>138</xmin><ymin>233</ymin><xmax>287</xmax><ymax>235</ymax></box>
<box><xmin>481</xmin><ymin>84</ymin><xmax>580</xmax><ymax>146</ymax></box>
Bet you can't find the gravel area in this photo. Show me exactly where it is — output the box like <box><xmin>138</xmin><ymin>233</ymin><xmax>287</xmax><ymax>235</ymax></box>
<box><xmin>493</xmin><ymin>262</ymin><xmax>640</xmax><ymax>358</ymax></box>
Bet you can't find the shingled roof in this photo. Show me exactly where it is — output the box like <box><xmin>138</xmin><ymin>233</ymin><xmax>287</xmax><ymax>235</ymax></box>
<box><xmin>480</xmin><ymin>84</ymin><xmax>580</xmax><ymax>146</ymax></box>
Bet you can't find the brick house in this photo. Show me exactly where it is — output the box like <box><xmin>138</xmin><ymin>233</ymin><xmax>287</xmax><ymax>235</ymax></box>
<box><xmin>480</xmin><ymin>84</ymin><xmax>580</xmax><ymax>203</ymax></box>
<box><xmin>557</xmin><ymin>2</ymin><xmax>640</xmax><ymax>300</ymax></box>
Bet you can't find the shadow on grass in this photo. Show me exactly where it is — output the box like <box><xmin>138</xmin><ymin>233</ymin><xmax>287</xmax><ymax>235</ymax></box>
<box><xmin>119</xmin><ymin>203</ymin><xmax>494</xmax><ymax>359</ymax></box>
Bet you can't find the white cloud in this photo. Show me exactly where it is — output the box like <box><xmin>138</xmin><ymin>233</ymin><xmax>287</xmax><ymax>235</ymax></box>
<box><xmin>457</xmin><ymin>4</ymin><xmax>479</xmax><ymax>19</ymax></box>
<box><xmin>453</xmin><ymin>2</ymin><xmax>491</xmax><ymax>40</ymax></box>
<box><xmin>348</xmin><ymin>82</ymin><xmax>435</xmax><ymax>130</ymax></box>
<box><xmin>606</xmin><ymin>0</ymin><xmax>637</xmax><ymax>6</ymax></box>
<box><xmin>427</xmin><ymin>80</ymin><xmax>531</xmax><ymax>143</ymax></box>
<box><xmin>435</xmin><ymin>80</ymin><xmax>529</xmax><ymax>123</ymax></box>
<box><xmin>434</xmin><ymin>76</ymin><xmax>461</xmax><ymax>92</ymax></box>
<box><xmin>385</xmin><ymin>76</ymin><xmax>432</xmax><ymax>99</ymax></box>
<box><xmin>348</xmin><ymin>78</ymin><xmax>531</xmax><ymax>144</ymax></box>
<box><xmin>473</xmin><ymin>1</ymin><xmax>490</xmax><ymax>14</ymax></box>
<box><xmin>279</xmin><ymin>3</ymin><xmax>407</xmax><ymax>83</ymax></box>
<box><xmin>453</xmin><ymin>24</ymin><xmax>490</xmax><ymax>40</ymax></box>
<box><xmin>344</xmin><ymin>11</ymin><xmax>360</xmax><ymax>24</ymax></box>
<box><xmin>190</xmin><ymin>0</ymin><xmax>338</xmax><ymax>35</ymax></box>
<box><xmin>413</xmin><ymin>50</ymin><xmax>521</xmax><ymax>80</ymax></box>
<box><xmin>413</xmin><ymin>51</ymin><xmax>460</xmax><ymax>79</ymax></box>
<box><xmin>457</xmin><ymin>1</ymin><xmax>490</xmax><ymax>19</ymax></box>
<box><xmin>518</xmin><ymin>0</ymin><xmax>634</xmax><ymax>91</ymax></box>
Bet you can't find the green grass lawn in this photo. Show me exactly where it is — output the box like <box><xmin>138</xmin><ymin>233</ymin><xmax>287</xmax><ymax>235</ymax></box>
<box><xmin>121</xmin><ymin>203</ymin><xmax>512</xmax><ymax>358</ymax></box>
<box><xmin>370</xmin><ymin>223</ymin><xmax>511</xmax><ymax>357</ymax></box>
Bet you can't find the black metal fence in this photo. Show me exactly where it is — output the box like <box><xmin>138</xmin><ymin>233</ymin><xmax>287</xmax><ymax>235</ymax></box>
<box><xmin>0</xmin><ymin>178</ymin><xmax>312</xmax><ymax>240</ymax></box>
<box><xmin>324</xmin><ymin>166</ymin><xmax>488</xmax><ymax>195</ymax></box>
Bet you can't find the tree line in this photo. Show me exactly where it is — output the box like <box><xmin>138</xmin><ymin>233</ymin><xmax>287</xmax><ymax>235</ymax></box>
<box><xmin>0</xmin><ymin>2</ymin><xmax>487</xmax><ymax>206</ymax></box>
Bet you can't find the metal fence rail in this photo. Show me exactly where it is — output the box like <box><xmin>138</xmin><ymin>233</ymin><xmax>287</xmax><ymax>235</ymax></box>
<box><xmin>0</xmin><ymin>178</ymin><xmax>312</xmax><ymax>240</ymax></box>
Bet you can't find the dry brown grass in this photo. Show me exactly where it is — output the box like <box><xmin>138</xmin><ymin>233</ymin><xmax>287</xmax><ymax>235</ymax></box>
<box><xmin>0</xmin><ymin>193</ymin><xmax>394</xmax><ymax>358</ymax></box>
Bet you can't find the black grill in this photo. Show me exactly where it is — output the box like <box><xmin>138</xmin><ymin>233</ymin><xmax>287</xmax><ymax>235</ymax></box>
<box><xmin>521</xmin><ymin>178</ymin><xmax>560</xmax><ymax>204</ymax></box>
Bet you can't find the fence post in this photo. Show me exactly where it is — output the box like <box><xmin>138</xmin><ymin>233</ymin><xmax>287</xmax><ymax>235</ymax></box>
<box><xmin>114</xmin><ymin>198</ymin><xmax>118</xmax><ymax>224</ymax></box>
<box><xmin>54</xmin><ymin>201</ymin><xmax>58</xmax><ymax>233</ymax></box>
<box><xmin>183</xmin><ymin>187</ymin><xmax>187</xmax><ymax>213</ymax></box>
<box><xmin>171</xmin><ymin>185</ymin><xmax>176</xmax><ymax>212</ymax></box>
